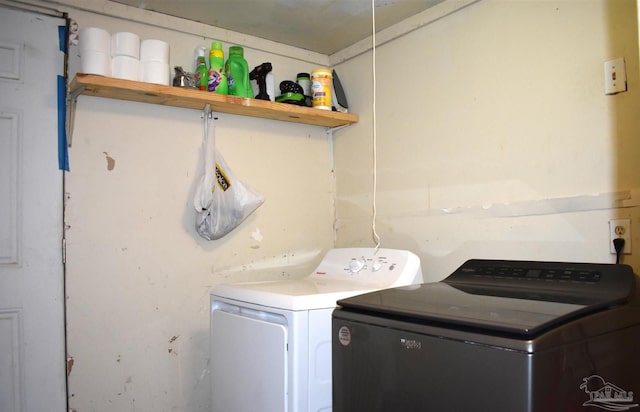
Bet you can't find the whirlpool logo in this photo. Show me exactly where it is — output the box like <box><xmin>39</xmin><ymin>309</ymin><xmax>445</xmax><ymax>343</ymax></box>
<box><xmin>399</xmin><ymin>338</ymin><xmax>421</xmax><ymax>350</ymax></box>
<box><xmin>580</xmin><ymin>375</ymin><xmax>638</xmax><ymax>411</ymax></box>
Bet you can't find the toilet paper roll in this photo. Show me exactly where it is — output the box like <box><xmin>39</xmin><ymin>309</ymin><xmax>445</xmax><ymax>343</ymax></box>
<box><xmin>141</xmin><ymin>60</ymin><xmax>169</xmax><ymax>85</ymax></box>
<box><xmin>80</xmin><ymin>49</ymin><xmax>111</xmax><ymax>76</ymax></box>
<box><xmin>112</xmin><ymin>55</ymin><xmax>140</xmax><ymax>81</ymax></box>
<box><xmin>111</xmin><ymin>31</ymin><xmax>140</xmax><ymax>59</ymax></box>
<box><xmin>140</xmin><ymin>39</ymin><xmax>169</xmax><ymax>63</ymax></box>
<box><xmin>79</xmin><ymin>27</ymin><xmax>111</xmax><ymax>54</ymax></box>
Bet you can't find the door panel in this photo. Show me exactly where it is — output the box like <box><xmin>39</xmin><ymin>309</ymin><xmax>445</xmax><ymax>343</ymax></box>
<box><xmin>0</xmin><ymin>111</ymin><xmax>19</xmax><ymax>264</ymax></box>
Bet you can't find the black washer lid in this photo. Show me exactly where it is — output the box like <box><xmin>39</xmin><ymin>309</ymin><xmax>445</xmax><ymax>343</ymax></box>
<box><xmin>336</xmin><ymin>259</ymin><xmax>636</xmax><ymax>338</ymax></box>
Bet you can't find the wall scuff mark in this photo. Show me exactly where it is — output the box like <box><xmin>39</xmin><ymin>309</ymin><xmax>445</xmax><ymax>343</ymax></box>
<box><xmin>168</xmin><ymin>335</ymin><xmax>179</xmax><ymax>355</ymax></box>
<box><xmin>103</xmin><ymin>151</ymin><xmax>115</xmax><ymax>171</ymax></box>
<box><xmin>251</xmin><ymin>228</ymin><xmax>263</xmax><ymax>243</ymax></box>
<box><xmin>67</xmin><ymin>356</ymin><xmax>74</xmax><ymax>376</ymax></box>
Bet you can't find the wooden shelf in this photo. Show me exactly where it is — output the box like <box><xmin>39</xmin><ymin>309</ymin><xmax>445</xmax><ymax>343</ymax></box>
<box><xmin>69</xmin><ymin>74</ymin><xmax>358</xmax><ymax>128</ymax></box>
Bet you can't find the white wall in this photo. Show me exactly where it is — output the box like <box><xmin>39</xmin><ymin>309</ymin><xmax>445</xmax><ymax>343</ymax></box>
<box><xmin>334</xmin><ymin>0</ymin><xmax>640</xmax><ymax>280</ymax></box>
<box><xmin>62</xmin><ymin>6</ymin><xmax>336</xmax><ymax>412</ymax></box>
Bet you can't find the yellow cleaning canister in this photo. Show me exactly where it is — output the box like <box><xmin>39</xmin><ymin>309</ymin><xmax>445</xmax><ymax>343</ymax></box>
<box><xmin>311</xmin><ymin>68</ymin><xmax>332</xmax><ymax>110</ymax></box>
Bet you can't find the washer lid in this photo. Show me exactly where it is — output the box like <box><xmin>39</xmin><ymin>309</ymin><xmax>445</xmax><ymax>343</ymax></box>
<box><xmin>211</xmin><ymin>247</ymin><xmax>423</xmax><ymax>311</ymax></box>
<box><xmin>212</xmin><ymin>277</ymin><xmax>390</xmax><ymax>311</ymax></box>
<box><xmin>336</xmin><ymin>259</ymin><xmax>636</xmax><ymax>337</ymax></box>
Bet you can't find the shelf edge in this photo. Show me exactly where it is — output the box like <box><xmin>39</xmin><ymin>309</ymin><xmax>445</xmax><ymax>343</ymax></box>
<box><xmin>70</xmin><ymin>74</ymin><xmax>358</xmax><ymax>128</ymax></box>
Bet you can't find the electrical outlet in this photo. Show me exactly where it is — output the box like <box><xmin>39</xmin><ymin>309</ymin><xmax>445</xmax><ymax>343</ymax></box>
<box><xmin>609</xmin><ymin>219</ymin><xmax>631</xmax><ymax>254</ymax></box>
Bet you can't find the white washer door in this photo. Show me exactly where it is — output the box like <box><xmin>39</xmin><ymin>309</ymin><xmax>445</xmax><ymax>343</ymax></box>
<box><xmin>212</xmin><ymin>309</ymin><xmax>287</xmax><ymax>412</ymax></box>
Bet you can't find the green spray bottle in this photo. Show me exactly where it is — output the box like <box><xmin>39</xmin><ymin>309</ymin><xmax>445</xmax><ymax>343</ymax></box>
<box><xmin>225</xmin><ymin>46</ymin><xmax>252</xmax><ymax>98</ymax></box>
<box><xmin>208</xmin><ymin>41</ymin><xmax>228</xmax><ymax>94</ymax></box>
<box><xmin>194</xmin><ymin>46</ymin><xmax>208</xmax><ymax>91</ymax></box>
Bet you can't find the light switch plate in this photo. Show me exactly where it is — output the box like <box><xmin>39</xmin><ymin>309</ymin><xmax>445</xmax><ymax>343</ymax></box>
<box><xmin>604</xmin><ymin>57</ymin><xmax>627</xmax><ymax>95</ymax></box>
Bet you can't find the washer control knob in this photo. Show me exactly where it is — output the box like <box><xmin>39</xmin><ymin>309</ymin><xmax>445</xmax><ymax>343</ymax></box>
<box><xmin>372</xmin><ymin>260</ymin><xmax>383</xmax><ymax>272</ymax></box>
<box><xmin>349</xmin><ymin>258</ymin><xmax>366</xmax><ymax>273</ymax></box>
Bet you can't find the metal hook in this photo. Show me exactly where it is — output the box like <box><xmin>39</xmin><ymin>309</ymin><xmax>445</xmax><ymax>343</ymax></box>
<box><xmin>202</xmin><ymin>103</ymin><xmax>212</xmax><ymax>119</ymax></box>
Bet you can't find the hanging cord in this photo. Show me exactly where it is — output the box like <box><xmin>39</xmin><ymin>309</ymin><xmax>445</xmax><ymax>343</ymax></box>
<box><xmin>371</xmin><ymin>0</ymin><xmax>381</xmax><ymax>253</ymax></box>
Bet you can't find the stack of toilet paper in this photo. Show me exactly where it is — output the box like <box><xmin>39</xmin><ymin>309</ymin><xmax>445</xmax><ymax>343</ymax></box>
<box><xmin>111</xmin><ymin>31</ymin><xmax>140</xmax><ymax>81</ymax></box>
<box><xmin>140</xmin><ymin>39</ymin><xmax>170</xmax><ymax>85</ymax></box>
<box><xmin>79</xmin><ymin>27</ymin><xmax>111</xmax><ymax>76</ymax></box>
<box><xmin>80</xmin><ymin>26</ymin><xmax>170</xmax><ymax>86</ymax></box>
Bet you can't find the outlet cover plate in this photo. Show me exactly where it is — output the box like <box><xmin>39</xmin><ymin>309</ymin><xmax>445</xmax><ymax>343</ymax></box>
<box><xmin>609</xmin><ymin>219</ymin><xmax>631</xmax><ymax>254</ymax></box>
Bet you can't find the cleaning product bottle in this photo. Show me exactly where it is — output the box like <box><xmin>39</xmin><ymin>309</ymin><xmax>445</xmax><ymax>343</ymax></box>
<box><xmin>208</xmin><ymin>41</ymin><xmax>227</xmax><ymax>94</ymax></box>
<box><xmin>225</xmin><ymin>46</ymin><xmax>252</xmax><ymax>98</ymax></box>
<box><xmin>296</xmin><ymin>72</ymin><xmax>311</xmax><ymax>97</ymax></box>
<box><xmin>194</xmin><ymin>46</ymin><xmax>208</xmax><ymax>91</ymax></box>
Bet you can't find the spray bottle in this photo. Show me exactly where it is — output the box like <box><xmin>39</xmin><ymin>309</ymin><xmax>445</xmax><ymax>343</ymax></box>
<box><xmin>194</xmin><ymin>46</ymin><xmax>208</xmax><ymax>91</ymax></box>
<box><xmin>208</xmin><ymin>41</ymin><xmax>228</xmax><ymax>94</ymax></box>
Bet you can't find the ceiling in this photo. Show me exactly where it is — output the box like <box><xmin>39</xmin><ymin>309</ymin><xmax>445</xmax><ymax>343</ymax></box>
<box><xmin>111</xmin><ymin>0</ymin><xmax>445</xmax><ymax>55</ymax></box>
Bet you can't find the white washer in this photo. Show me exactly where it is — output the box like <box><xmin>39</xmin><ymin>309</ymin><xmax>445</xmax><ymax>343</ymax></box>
<box><xmin>210</xmin><ymin>248</ymin><xmax>423</xmax><ymax>412</ymax></box>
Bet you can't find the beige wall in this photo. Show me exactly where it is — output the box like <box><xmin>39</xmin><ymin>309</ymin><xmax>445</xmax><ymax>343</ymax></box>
<box><xmin>60</xmin><ymin>0</ymin><xmax>639</xmax><ymax>410</ymax></box>
<box><xmin>334</xmin><ymin>0</ymin><xmax>640</xmax><ymax>280</ymax></box>
<box><xmin>63</xmin><ymin>6</ymin><xmax>336</xmax><ymax>412</ymax></box>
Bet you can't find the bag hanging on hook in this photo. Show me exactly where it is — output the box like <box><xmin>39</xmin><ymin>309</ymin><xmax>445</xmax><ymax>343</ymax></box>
<box><xmin>193</xmin><ymin>112</ymin><xmax>264</xmax><ymax>240</ymax></box>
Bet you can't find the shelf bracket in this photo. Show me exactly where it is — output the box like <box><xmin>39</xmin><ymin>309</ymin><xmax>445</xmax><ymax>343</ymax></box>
<box><xmin>326</xmin><ymin>124</ymin><xmax>351</xmax><ymax>173</ymax></box>
<box><xmin>66</xmin><ymin>84</ymin><xmax>84</xmax><ymax>147</ymax></box>
<box><xmin>326</xmin><ymin>124</ymin><xmax>350</xmax><ymax>139</ymax></box>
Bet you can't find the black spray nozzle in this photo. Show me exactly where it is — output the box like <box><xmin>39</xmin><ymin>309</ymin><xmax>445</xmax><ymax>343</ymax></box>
<box><xmin>250</xmin><ymin>62</ymin><xmax>272</xmax><ymax>100</ymax></box>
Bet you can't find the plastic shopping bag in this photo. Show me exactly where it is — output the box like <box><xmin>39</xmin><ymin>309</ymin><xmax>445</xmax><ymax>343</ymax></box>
<box><xmin>193</xmin><ymin>113</ymin><xmax>264</xmax><ymax>240</ymax></box>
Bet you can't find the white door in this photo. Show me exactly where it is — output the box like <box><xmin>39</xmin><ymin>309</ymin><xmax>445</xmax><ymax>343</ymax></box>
<box><xmin>0</xmin><ymin>7</ymin><xmax>66</xmax><ymax>412</ymax></box>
